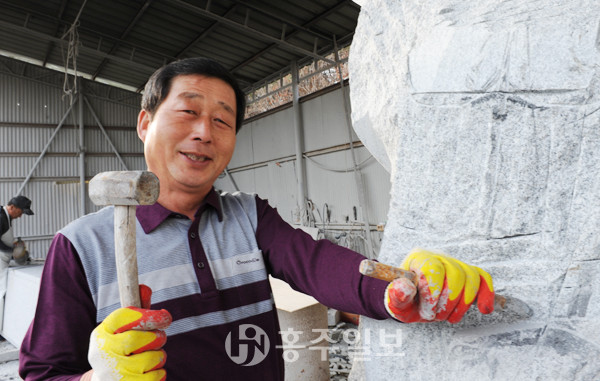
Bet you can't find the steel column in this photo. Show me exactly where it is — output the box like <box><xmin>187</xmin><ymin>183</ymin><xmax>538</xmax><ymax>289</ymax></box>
<box><xmin>291</xmin><ymin>61</ymin><xmax>307</xmax><ymax>223</ymax></box>
<box><xmin>78</xmin><ymin>84</ymin><xmax>86</xmax><ymax>216</ymax></box>
<box><xmin>16</xmin><ymin>102</ymin><xmax>76</xmax><ymax>195</ymax></box>
<box><xmin>83</xmin><ymin>96</ymin><xmax>128</xmax><ymax>170</ymax></box>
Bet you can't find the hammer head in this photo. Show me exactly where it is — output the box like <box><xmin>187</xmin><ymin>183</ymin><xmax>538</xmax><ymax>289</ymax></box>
<box><xmin>89</xmin><ymin>171</ymin><xmax>160</xmax><ymax>206</ymax></box>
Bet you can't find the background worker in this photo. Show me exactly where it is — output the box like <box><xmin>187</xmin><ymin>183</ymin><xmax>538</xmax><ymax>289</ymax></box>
<box><xmin>0</xmin><ymin>196</ymin><xmax>33</xmax><ymax>333</ymax></box>
<box><xmin>19</xmin><ymin>58</ymin><xmax>495</xmax><ymax>381</ymax></box>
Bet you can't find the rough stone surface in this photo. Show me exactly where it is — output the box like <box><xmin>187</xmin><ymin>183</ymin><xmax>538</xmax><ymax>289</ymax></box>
<box><xmin>349</xmin><ymin>1</ymin><xmax>600</xmax><ymax>380</ymax></box>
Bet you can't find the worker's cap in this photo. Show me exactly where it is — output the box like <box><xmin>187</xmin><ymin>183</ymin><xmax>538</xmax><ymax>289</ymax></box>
<box><xmin>9</xmin><ymin>196</ymin><xmax>34</xmax><ymax>215</ymax></box>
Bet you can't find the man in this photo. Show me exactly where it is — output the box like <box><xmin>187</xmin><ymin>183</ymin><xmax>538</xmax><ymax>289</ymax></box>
<box><xmin>19</xmin><ymin>58</ymin><xmax>494</xmax><ymax>380</ymax></box>
<box><xmin>0</xmin><ymin>196</ymin><xmax>34</xmax><ymax>332</ymax></box>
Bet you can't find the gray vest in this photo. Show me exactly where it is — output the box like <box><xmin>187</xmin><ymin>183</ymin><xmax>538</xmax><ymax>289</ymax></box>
<box><xmin>61</xmin><ymin>192</ymin><xmax>272</xmax><ymax>334</ymax></box>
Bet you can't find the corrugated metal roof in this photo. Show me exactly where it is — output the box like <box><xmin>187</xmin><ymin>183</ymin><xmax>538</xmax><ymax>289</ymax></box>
<box><xmin>0</xmin><ymin>0</ymin><xmax>359</xmax><ymax>93</ymax></box>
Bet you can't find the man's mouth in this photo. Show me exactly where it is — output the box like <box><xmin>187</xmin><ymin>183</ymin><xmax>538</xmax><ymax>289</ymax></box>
<box><xmin>182</xmin><ymin>152</ymin><xmax>210</xmax><ymax>162</ymax></box>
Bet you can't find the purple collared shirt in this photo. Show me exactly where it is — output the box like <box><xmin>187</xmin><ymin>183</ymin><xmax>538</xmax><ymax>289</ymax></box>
<box><xmin>19</xmin><ymin>190</ymin><xmax>389</xmax><ymax>380</ymax></box>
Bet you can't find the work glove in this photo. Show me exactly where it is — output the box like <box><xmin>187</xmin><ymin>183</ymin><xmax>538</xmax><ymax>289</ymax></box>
<box><xmin>88</xmin><ymin>285</ymin><xmax>173</xmax><ymax>381</ymax></box>
<box><xmin>385</xmin><ymin>249</ymin><xmax>495</xmax><ymax>323</ymax></box>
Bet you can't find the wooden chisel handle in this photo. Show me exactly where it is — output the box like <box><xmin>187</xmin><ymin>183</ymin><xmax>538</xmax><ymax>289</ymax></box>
<box><xmin>359</xmin><ymin>259</ymin><xmax>418</xmax><ymax>285</ymax></box>
<box><xmin>359</xmin><ymin>259</ymin><xmax>507</xmax><ymax>309</ymax></box>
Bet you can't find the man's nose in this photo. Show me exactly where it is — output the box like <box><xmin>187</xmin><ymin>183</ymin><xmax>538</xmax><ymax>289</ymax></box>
<box><xmin>191</xmin><ymin>115</ymin><xmax>213</xmax><ymax>142</ymax></box>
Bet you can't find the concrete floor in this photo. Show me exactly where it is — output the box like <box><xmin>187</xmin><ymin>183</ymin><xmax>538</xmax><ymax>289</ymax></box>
<box><xmin>0</xmin><ymin>339</ymin><xmax>19</xmax><ymax>380</ymax></box>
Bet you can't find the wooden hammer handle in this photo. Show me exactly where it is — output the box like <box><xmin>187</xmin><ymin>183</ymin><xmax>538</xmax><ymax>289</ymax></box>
<box><xmin>359</xmin><ymin>259</ymin><xmax>507</xmax><ymax>309</ymax></box>
<box><xmin>114</xmin><ymin>205</ymin><xmax>141</xmax><ymax>308</ymax></box>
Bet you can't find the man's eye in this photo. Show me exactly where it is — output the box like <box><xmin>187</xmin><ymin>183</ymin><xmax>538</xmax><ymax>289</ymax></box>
<box><xmin>215</xmin><ymin>118</ymin><xmax>232</xmax><ymax>128</ymax></box>
<box><xmin>182</xmin><ymin>110</ymin><xmax>196</xmax><ymax>115</ymax></box>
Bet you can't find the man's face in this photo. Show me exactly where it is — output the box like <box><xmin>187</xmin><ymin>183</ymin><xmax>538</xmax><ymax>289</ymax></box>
<box><xmin>7</xmin><ymin>205</ymin><xmax>23</xmax><ymax>219</ymax></box>
<box><xmin>137</xmin><ymin>75</ymin><xmax>237</xmax><ymax>199</ymax></box>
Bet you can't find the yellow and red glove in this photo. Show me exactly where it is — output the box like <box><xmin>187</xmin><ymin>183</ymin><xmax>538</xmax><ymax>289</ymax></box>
<box><xmin>87</xmin><ymin>285</ymin><xmax>172</xmax><ymax>381</ymax></box>
<box><xmin>385</xmin><ymin>249</ymin><xmax>495</xmax><ymax>323</ymax></box>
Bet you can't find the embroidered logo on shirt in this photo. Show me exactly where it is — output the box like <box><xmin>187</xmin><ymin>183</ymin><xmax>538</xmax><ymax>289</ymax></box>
<box><xmin>236</xmin><ymin>258</ymin><xmax>260</xmax><ymax>265</ymax></box>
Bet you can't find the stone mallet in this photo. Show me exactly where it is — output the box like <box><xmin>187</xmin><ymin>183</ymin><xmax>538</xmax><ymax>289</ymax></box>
<box><xmin>89</xmin><ymin>171</ymin><xmax>160</xmax><ymax>308</ymax></box>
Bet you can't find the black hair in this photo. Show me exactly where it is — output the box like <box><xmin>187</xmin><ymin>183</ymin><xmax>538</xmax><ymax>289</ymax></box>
<box><xmin>141</xmin><ymin>57</ymin><xmax>246</xmax><ymax>133</ymax></box>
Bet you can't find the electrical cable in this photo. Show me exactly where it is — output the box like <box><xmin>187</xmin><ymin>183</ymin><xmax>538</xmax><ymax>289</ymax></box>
<box><xmin>303</xmin><ymin>154</ymin><xmax>374</xmax><ymax>173</ymax></box>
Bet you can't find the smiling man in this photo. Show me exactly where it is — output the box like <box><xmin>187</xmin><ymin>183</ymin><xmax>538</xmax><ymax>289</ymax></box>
<box><xmin>19</xmin><ymin>58</ymin><xmax>495</xmax><ymax>381</ymax></box>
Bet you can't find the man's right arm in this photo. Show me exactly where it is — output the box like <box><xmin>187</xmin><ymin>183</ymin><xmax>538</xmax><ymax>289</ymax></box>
<box><xmin>19</xmin><ymin>233</ymin><xmax>96</xmax><ymax>381</ymax></box>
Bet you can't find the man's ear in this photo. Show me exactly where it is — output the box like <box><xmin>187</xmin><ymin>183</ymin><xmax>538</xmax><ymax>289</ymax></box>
<box><xmin>137</xmin><ymin>109</ymin><xmax>150</xmax><ymax>142</ymax></box>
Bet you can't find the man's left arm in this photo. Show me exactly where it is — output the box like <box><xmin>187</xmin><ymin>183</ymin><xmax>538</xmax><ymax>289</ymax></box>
<box><xmin>255</xmin><ymin>196</ymin><xmax>495</xmax><ymax>323</ymax></box>
<box><xmin>255</xmin><ymin>196</ymin><xmax>390</xmax><ymax>320</ymax></box>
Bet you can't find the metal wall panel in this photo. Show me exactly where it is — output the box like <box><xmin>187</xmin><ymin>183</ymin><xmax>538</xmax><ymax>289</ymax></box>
<box><xmin>0</xmin><ymin>156</ymin><xmax>79</xmax><ymax>178</ymax></box>
<box><xmin>229</xmin><ymin>123</ymin><xmax>255</xmax><ymax>169</ymax></box>
<box><xmin>221</xmin><ymin>169</ymin><xmax>256</xmax><ymax>194</ymax></box>
<box><xmin>83</xmin><ymin>95</ymin><xmax>140</xmax><ymax>128</ymax></box>
<box><xmin>231</xmin><ymin>107</ymin><xmax>297</xmax><ymax>166</ymax></box>
<box><xmin>86</xmin><ymin>156</ymin><xmax>147</xmax><ymax>176</ymax></box>
<box><xmin>0</xmin><ymin>65</ymin><xmax>143</xmax><ymax>260</ymax></box>
<box><xmin>86</xmin><ymin>128</ymin><xmax>144</xmax><ymax>154</ymax></box>
<box><xmin>0</xmin><ymin>125</ymin><xmax>79</xmax><ymax>153</ymax></box>
<box><xmin>22</xmin><ymin>238</ymin><xmax>54</xmax><ymax>261</ymax></box>
<box><xmin>0</xmin><ymin>154</ymin><xmax>146</xmax><ymax>180</ymax></box>
<box><xmin>0</xmin><ymin>73</ymin><xmax>69</xmax><ymax>125</ymax></box>
<box><xmin>217</xmin><ymin>162</ymin><xmax>299</xmax><ymax>225</ymax></box>
<box><xmin>301</xmin><ymin>87</ymin><xmax>359</xmax><ymax>152</ymax></box>
<box><xmin>262</xmin><ymin>161</ymin><xmax>299</xmax><ymax>223</ymax></box>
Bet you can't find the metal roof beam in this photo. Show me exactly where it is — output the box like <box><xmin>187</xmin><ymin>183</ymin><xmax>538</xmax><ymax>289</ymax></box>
<box><xmin>41</xmin><ymin>0</ymin><xmax>70</xmax><ymax>67</ymax></box>
<box><xmin>92</xmin><ymin>0</ymin><xmax>154</xmax><ymax>79</ymax></box>
<box><xmin>0</xmin><ymin>2</ymin><xmax>176</xmax><ymax>64</ymax></box>
<box><xmin>307</xmin><ymin>0</ymin><xmax>355</xmax><ymax>27</ymax></box>
<box><xmin>0</xmin><ymin>58</ymin><xmax>16</xmax><ymax>75</ymax></box>
<box><xmin>234</xmin><ymin>0</ymin><xmax>333</xmax><ymax>43</ymax></box>
<box><xmin>230</xmin><ymin>0</ymin><xmax>350</xmax><ymax>75</ymax></box>
<box><xmin>166</xmin><ymin>0</ymin><xmax>335</xmax><ymax>65</ymax></box>
<box><xmin>174</xmin><ymin>4</ymin><xmax>238</xmax><ymax>59</ymax></box>
<box><xmin>0</xmin><ymin>20</ymin><xmax>158</xmax><ymax>74</ymax></box>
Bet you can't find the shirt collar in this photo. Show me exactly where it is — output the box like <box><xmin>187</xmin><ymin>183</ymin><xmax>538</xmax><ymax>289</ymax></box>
<box><xmin>136</xmin><ymin>188</ymin><xmax>223</xmax><ymax>234</ymax></box>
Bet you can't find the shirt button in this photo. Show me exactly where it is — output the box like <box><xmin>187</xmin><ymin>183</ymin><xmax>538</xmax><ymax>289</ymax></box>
<box><xmin>197</xmin><ymin>262</ymin><xmax>205</xmax><ymax>269</ymax></box>
<box><xmin>190</xmin><ymin>232</ymin><xmax>197</xmax><ymax>239</ymax></box>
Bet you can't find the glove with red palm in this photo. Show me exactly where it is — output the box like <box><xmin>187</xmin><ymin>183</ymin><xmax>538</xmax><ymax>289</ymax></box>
<box><xmin>385</xmin><ymin>249</ymin><xmax>495</xmax><ymax>323</ymax></box>
<box><xmin>82</xmin><ymin>285</ymin><xmax>172</xmax><ymax>381</ymax></box>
